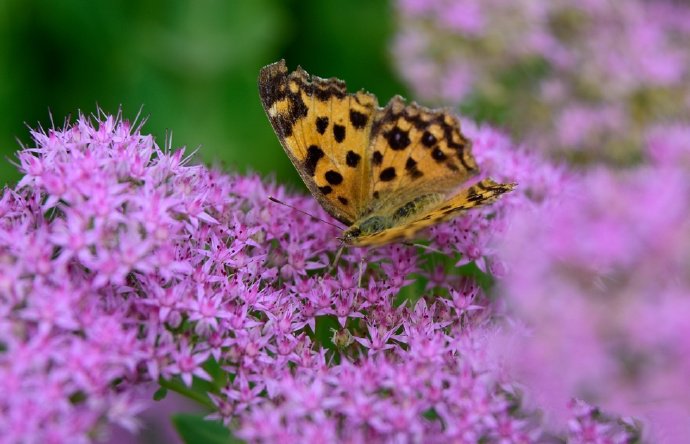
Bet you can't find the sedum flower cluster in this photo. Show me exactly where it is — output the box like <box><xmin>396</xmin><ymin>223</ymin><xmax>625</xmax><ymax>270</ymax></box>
<box><xmin>2</xmin><ymin>112</ymin><xmax>566</xmax><ymax>443</ymax></box>
<box><xmin>7</xmin><ymin>109</ymin><xmax>687</xmax><ymax>442</ymax></box>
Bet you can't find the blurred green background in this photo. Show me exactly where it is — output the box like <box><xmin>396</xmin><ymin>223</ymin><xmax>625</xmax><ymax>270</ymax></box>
<box><xmin>0</xmin><ymin>0</ymin><xmax>407</xmax><ymax>187</ymax></box>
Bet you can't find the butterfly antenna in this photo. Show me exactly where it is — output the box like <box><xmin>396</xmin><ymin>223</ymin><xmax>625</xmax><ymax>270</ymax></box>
<box><xmin>268</xmin><ymin>196</ymin><xmax>342</xmax><ymax>229</ymax></box>
<box><xmin>357</xmin><ymin>256</ymin><xmax>366</xmax><ymax>288</ymax></box>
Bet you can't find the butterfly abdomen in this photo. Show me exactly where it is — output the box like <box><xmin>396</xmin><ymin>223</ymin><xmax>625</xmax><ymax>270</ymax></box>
<box><xmin>341</xmin><ymin>193</ymin><xmax>443</xmax><ymax>244</ymax></box>
<box><xmin>391</xmin><ymin>194</ymin><xmax>443</xmax><ymax>222</ymax></box>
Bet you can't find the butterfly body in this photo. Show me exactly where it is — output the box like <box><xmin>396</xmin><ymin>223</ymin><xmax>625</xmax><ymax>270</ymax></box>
<box><xmin>342</xmin><ymin>192</ymin><xmax>443</xmax><ymax>244</ymax></box>
<box><xmin>259</xmin><ymin>60</ymin><xmax>515</xmax><ymax>247</ymax></box>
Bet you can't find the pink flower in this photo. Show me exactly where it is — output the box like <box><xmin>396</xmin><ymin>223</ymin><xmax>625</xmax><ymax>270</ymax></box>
<box><xmin>164</xmin><ymin>340</ymin><xmax>212</xmax><ymax>387</ymax></box>
<box><xmin>495</xmin><ymin>129</ymin><xmax>690</xmax><ymax>441</ymax></box>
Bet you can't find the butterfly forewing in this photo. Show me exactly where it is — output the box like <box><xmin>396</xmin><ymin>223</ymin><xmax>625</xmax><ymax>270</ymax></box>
<box><xmin>259</xmin><ymin>60</ymin><xmax>377</xmax><ymax>225</ymax></box>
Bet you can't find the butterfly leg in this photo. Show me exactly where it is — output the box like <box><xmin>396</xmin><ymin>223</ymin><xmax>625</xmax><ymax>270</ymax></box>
<box><xmin>327</xmin><ymin>242</ymin><xmax>346</xmax><ymax>274</ymax></box>
<box><xmin>357</xmin><ymin>257</ymin><xmax>366</xmax><ymax>288</ymax></box>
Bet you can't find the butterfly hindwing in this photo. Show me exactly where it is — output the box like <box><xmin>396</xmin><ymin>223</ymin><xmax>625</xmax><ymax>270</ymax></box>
<box><xmin>367</xmin><ymin>96</ymin><xmax>479</xmax><ymax>203</ymax></box>
<box><xmin>350</xmin><ymin>179</ymin><xmax>516</xmax><ymax>246</ymax></box>
<box><xmin>258</xmin><ymin>60</ymin><xmax>378</xmax><ymax>225</ymax></box>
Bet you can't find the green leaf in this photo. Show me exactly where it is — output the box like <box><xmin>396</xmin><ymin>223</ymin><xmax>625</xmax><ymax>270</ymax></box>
<box><xmin>153</xmin><ymin>386</ymin><xmax>168</xmax><ymax>401</ymax></box>
<box><xmin>314</xmin><ymin>315</ymin><xmax>340</xmax><ymax>349</ymax></box>
<box><xmin>456</xmin><ymin>261</ymin><xmax>495</xmax><ymax>292</ymax></box>
<box><xmin>158</xmin><ymin>377</ymin><xmax>215</xmax><ymax>410</ymax></box>
<box><xmin>202</xmin><ymin>356</ymin><xmax>226</xmax><ymax>386</ymax></box>
<box><xmin>172</xmin><ymin>413</ymin><xmax>244</xmax><ymax>444</ymax></box>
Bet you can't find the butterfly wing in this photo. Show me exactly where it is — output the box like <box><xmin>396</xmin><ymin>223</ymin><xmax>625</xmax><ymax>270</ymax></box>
<box><xmin>259</xmin><ymin>60</ymin><xmax>377</xmax><ymax>225</ymax></box>
<box><xmin>366</xmin><ymin>96</ymin><xmax>480</xmax><ymax>206</ymax></box>
<box><xmin>349</xmin><ymin>179</ymin><xmax>516</xmax><ymax>247</ymax></box>
<box><xmin>260</xmin><ymin>61</ymin><xmax>517</xmax><ymax>247</ymax></box>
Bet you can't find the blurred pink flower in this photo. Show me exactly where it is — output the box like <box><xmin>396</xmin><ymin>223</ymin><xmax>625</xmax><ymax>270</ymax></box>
<box><xmin>495</xmin><ymin>126</ymin><xmax>690</xmax><ymax>442</ymax></box>
<box><xmin>393</xmin><ymin>0</ymin><xmax>690</xmax><ymax>163</ymax></box>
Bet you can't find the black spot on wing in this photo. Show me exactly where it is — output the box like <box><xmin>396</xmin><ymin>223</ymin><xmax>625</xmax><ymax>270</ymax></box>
<box><xmin>439</xmin><ymin>118</ymin><xmax>475</xmax><ymax>172</ymax></box>
<box><xmin>290</xmin><ymin>92</ymin><xmax>309</xmax><ymax>121</ymax></box>
<box><xmin>314</xmin><ymin>87</ymin><xmax>330</xmax><ymax>101</ymax></box>
<box><xmin>338</xmin><ymin>196</ymin><xmax>349</xmax><ymax>205</ymax></box>
<box><xmin>405</xmin><ymin>157</ymin><xmax>423</xmax><ymax>179</ymax></box>
<box><xmin>333</xmin><ymin>124</ymin><xmax>346</xmax><ymax>143</ymax></box>
<box><xmin>305</xmin><ymin>145</ymin><xmax>324</xmax><ymax>176</ymax></box>
<box><xmin>316</xmin><ymin>117</ymin><xmax>329</xmax><ymax>135</ymax></box>
<box><xmin>313</xmin><ymin>76</ymin><xmax>347</xmax><ymax>101</ymax></box>
<box><xmin>372</xmin><ymin>151</ymin><xmax>383</xmax><ymax>166</ymax></box>
<box><xmin>319</xmin><ymin>185</ymin><xmax>332</xmax><ymax>195</ymax></box>
<box><xmin>432</xmin><ymin>147</ymin><xmax>447</xmax><ymax>162</ymax></box>
<box><xmin>469</xmin><ymin>195</ymin><xmax>484</xmax><ymax>203</ymax></box>
<box><xmin>385</xmin><ymin>126</ymin><xmax>411</xmax><ymax>150</ymax></box>
<box><xmin>346</xmin><ymin>150</ymin><xmax>361</xmax><ymax>167</ymax></box>
<box><xmin>349</xmin><ymin>110</ymin><xmax>368</xmax><ymax>129</ymax></box>
<box><xmin>421</xmin><ymin>131</ymin><xmax>437</xmax><ymax>147</ymax></box>
<box><xmin>379</xmin><ymin>167</ymin><xmax>396</xmax><ymax>182</ymax></box>
<box><xmin>325</xmin><ymin>170</ymin><xmax>344</xmax><ymax>185</ymax></box>
<box><xmin>272</xmin><ymin>89</ymin><xmax>309</xmax><ymax>139</ymax></box>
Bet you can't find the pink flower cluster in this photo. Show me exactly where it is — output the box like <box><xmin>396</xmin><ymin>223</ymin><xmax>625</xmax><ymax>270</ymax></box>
<box><xmin>394</xmin><ymin>0</ymin><xmax>690</xmax><ymax>162</ymax></box>
<box><xmin>0</xmin><ymin>112</ymin><xmax>558</xmax><ymax>442</ymax></box>
<box><xmin>3</xmin><ymin>113</ymin><xmax>252</xmax><ymax>441</ymax></box>
<box><xmin>496</xmin><ymin>124</ymin><xmax>690</xmax><ymax>442</ymax></box>
<box><xmin>232</xmin><ymin>283</ymin><xmax>542</xmax><ymax>443</ymax></box>
<box><xmin>5</xmin><ymin>111</ymin><xmax>656</xmax><ymax>443</ymax></box>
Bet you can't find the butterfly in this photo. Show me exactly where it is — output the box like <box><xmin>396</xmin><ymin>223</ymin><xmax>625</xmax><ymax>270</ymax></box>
<box><xmin>258</xmin><ymin>60</ymin><xmax>515</xmax><ymax>247</ymax></box>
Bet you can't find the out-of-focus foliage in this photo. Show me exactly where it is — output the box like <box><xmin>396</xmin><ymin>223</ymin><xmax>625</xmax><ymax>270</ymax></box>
<box><xmin>0</xmin><ymin>0</ymin><xmax>405</xmax><ymax>186</ymax></box>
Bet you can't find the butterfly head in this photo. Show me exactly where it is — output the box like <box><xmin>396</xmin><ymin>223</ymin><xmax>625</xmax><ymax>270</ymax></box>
<box><xmin>340</xmin><ymin>215</ymin><xmax>390</xmax><ymax>245</ymax></box>
<box><xmin>339</xmin><ymin>227</ymin><xmax>361</xmax><ymax>245</ymax></box>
